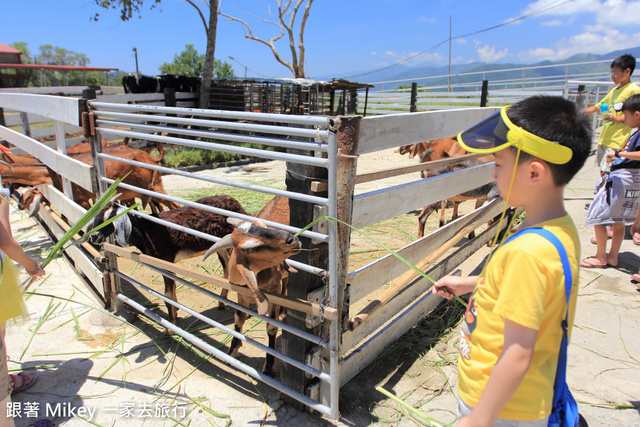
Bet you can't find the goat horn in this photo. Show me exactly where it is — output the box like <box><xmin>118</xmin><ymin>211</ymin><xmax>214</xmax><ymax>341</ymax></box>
<box><xmin>419</xmin><ymin>148</ymin><xmax>434</xmax><ymax>162</ymax></box>
<box><xmin>109</xmin><ymin>193</ymin><xmax>122</xmax><ymax>204</ymax></box>
<box><xmin>28</xmin><ymin>195</ymin><xmax>41</xmax><ymax>218</ymax></box>
<box><xmin>202</xmin><ymin>234</ymin><xmax>234</xmax><ymax>261</ymax></box>
<box><xmin>0</xmin><ymin>159</ymin><xmax>14</xmax><ymax>171</ymax></box>
<box><xmin>226</xmin><ymin>217</ymin><xmax>244</xmax><ymax>226</ymax></box>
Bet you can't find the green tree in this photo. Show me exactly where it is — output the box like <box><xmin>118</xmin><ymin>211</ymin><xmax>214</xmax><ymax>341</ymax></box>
<box><xmin>159</xmin><ymin>43</ymin><xmax>234</xmax><ymax>78</ymax></box>
<box><xmin>8</xmin><ymin>42</ymin><xmax>35</xmax><ymax>87</ymax></box>
<box><xmin>93</xmin><ymin>0</ymin><xmax>218</xmax><ymax>108</ymax></box>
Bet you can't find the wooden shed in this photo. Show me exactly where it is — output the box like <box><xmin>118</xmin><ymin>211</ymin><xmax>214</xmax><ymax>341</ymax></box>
<box><xmin>208</xmin><ymin>77</ymin><xmax>373</xmax><ymax>116</ymax></box>
<box><xmin>0</xmin><ymin>42</ymin><xmax>24</xmax><ymax>88</ymax></box>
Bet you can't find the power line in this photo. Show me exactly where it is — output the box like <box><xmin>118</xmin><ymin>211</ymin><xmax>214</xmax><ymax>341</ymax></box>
<box><xmin>344</xmin><ymin>0</ymin><xmax>573</xmax><ymax>79</ymax></box>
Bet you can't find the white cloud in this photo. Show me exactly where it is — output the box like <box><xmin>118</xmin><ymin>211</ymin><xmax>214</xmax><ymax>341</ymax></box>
<box><xmin>513</xmin><ymin>1</ymin><xmax>640</xmax><ymax>63</ymax></box>
<box><xmin>541</xmin><ymin>19</ymin><xmax>563</xmax><ymax>26</ymax></box>
<box><xmin>456</xmin><ymin>38</ymin><xmax>467</xmax><ymax>44</ymax></box>
<box><xmin>416</xmin><ymin>16</ymin><xmax>436</xmax><ymax>23</ymax></box>
<box><xmin>476</xmin><ymin>44</ymin><xmax>510</xmax><ymax>62</ymax></box>
<box><xmin>371</xmin><ymin>49</ymin><xmax>445</xmax><ymax>65</ymax></box>
<box><xmin>518</xmin><ymin>28</ymin><xmax>640</xmax><ymax>62</ymax></box>
<box><xmin>522</xmin><ymin>0</ymin><xmax>640</xmax><ymax>27</ymax></box>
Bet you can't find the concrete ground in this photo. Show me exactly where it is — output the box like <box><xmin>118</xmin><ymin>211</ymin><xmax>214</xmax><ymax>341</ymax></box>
<box><xmin>4</xmin><ymin>147</ymin><xmax>640</xmax><ymax>426</ymax></box>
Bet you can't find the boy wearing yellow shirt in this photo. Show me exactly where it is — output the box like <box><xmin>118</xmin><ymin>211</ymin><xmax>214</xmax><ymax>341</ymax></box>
<box><xmin>584</xmin><ymin>54</ymin><xmax>640</xmax><ymax>172</ymax></box>
<box><xmin>434</xmin><ymin>96</ymin><xmax>592</xmax><ymax>426</ymax></box>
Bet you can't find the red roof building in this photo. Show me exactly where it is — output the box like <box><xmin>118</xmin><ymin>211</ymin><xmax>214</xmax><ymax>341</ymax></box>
<box><xmin>0</xmin><ymin>42</ymin><xmax>22</xmax><ymax>64</ymax></box>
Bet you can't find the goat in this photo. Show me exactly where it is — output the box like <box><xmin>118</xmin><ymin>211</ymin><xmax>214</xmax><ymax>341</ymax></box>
<box><xmin>1</xmin><ymin>145</ymin><xmax>177</xmax><ymax>213</ymax></box>
<box><xmin>67</xmin><ymin>140</ymin><xmax>165</xmax><ymax>165</ymax></box>
<box><xmin>417</xmin><ymin>160</ymin><xmax>499</xmax><ymax>238</ymax></box>
<box><xmin>88</xmin><ymin>195</ymin><xmax>248</xmax><ymax>326</ymax></box>
<box><xmin>202</xmin><ymin>208</ymin><xmax>300</xmax><ymax>376</ymax></box>
<box><xmin>396</xmin><ymin>137</ymin><xmax>495</xmax><ymax>238</ymax></box>
<box><xmin>216</xmin><ymin>195</ymin><xmax>290</xmax><ymax>308</ymax></box>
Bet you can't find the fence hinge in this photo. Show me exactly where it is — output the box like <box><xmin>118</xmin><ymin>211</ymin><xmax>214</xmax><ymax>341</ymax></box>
<box><xmin>81</xmin><ymin>111</ymin><xmax>96</xmax><ymax>138</ymax></box>
<box><xmin>102</xmin><ymin>271</ymin><xmax>113</xmax><ymax>309</ymax></box>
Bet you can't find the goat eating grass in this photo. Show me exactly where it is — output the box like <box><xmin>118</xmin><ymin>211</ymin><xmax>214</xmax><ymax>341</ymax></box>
<box><xmin>88</xmin><ymin>195</ymin><xmax>247</xmax><ymax>327</ymax></box>
<box><xmin>203</xmin><ymin>217</ymin><xmax>301</xmax><ymax>375</ymax></box>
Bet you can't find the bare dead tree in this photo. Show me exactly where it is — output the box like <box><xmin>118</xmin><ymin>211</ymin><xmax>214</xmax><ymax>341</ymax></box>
<box><xmin>220</xmin><ymin>0</ymin><xmax>314</xmax><ymax>79</ymax></box>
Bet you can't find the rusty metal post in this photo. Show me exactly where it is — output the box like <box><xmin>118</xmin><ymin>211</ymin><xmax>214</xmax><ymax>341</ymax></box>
<box><xmin>280</xmin><ymin>141</ymin><xmax>329</xmax><ymax>409</ymax></box>
<box><xmin>83</xmin><ymin>93</ymin><xmax>123</xmax><ymax>312</ymax></box>
<box><xmin>322</xmin><ymin>115</ymin><xmax>361</xmax><ymax>416</ymax></box>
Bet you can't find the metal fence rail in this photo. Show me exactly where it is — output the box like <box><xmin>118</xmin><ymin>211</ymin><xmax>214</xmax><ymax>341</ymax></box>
<box><xmin>87</xmin><ymin>100</ymin><xmax>343</xmax><ymax>418</ymax></box>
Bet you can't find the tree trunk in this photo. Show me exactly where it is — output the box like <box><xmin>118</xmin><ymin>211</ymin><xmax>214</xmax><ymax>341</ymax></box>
<box><xmin>200</xmin><ymin>0</ymin><xmax>218</xmax><ymax>109</ymax></box>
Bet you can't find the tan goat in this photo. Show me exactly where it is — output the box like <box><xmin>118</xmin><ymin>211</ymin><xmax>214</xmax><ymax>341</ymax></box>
<box><xmin>202</xmin><ymin>196</ymin><xmax>299</xmax><ymax>376</ymax></box>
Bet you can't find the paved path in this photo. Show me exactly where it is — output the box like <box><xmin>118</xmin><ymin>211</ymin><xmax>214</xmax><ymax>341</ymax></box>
<box><xmin>4</xmin><ymin>148</ymin><xmax>640</xmax><ymax>426</ymax></box>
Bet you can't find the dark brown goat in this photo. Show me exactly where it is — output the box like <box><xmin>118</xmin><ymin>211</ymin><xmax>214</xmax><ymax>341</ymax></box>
<box><xmin>88</xmin><ymin>195</ymin><xmax>248</xmax><ymax>325</ymax></box>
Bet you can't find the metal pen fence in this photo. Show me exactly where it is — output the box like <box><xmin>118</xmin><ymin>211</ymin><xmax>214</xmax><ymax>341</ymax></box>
<box><xmin>0</xmin><ymin>91</ymin><xmax>516</xmax><ymax>419</ymax></box>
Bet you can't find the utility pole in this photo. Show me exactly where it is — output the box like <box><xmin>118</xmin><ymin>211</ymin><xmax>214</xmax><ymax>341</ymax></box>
<box><xmin>448</xmin><ymin>15</ymin><xmax>452</xmax><ymax>93</ymax></box>
<box><xmin>133</xmin><ymin>47</ymin><xmax>139</xmax><ymax>74</ymax></box>
<box><xmin>228</xmin><ymin>56</ymin><xmax>247</xmax><ymax>78</ymax></box>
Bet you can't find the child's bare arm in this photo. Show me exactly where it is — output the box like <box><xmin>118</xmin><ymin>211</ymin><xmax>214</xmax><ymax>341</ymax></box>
<box><xmin>606</xmin><ymin>148</ymin><xmax>640</xmax><ymax>162</ymax></box>
<box><xmin>433</xmin><ymin>275</ymin><xmax>477</xmax><ymax>299</ymax></box>
<box><xmin>0</xmin><ymin>219</ymin><xmax>44</xmax><ymax>279</ymax></box>
<box><xmin>458</xmin><ymin>319</ymin><xmax>536</xmax><ymax>426</ymax></box>
<box><xmin>583</xmin><ymin>105</ymin><xmax>598</xmax><ymax>115</ymax></box>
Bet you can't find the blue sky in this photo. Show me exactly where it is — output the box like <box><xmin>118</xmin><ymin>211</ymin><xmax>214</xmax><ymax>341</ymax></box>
<box><xmin>3</xmin><ymin>0</ymin><xmax>640</xmax><ymax>81</ymax></box>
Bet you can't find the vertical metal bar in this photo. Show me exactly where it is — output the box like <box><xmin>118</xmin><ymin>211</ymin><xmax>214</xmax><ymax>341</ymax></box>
<box><xmin>323</xmin><ymin>116</ymin><xmax>361</xmax><ymax>420</ymax></box>
<box><xmin>116</xmin><ymin>293</ymin><xmax>334</xmax><ymax>417</ymax></box>
<box><xmin>327</xmin><ymin>126</ymin><xmax>340</xmax><ymax>420</ymax></box>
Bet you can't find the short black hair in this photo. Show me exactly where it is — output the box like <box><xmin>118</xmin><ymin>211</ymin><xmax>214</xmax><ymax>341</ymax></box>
<box><xmin>506</xmin><ymin>96</ymin><xmax>592</xmax><ymax>186</ymax></box>
<box><xmin>611</xmin><ymin>54</ymin><xmax>636</xmax><ymax>74</ymax></box>
<box><xmin>622</xmin><ymin>94</ymin><xmax>640</xmax><ymax>114</ymax></box>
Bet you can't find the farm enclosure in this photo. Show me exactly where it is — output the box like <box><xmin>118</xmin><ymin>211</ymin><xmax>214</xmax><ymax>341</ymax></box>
<box><xmin>0</xmin><ymin>90</ymin><xmax>507</xmax><ymax>419</ymax></box>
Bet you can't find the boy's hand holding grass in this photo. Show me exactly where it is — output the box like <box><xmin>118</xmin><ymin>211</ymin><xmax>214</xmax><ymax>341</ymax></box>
<box><xmin>433</xmin><ymin>275</ymin><xmax>477</xmax><ymax>300</ymax></box>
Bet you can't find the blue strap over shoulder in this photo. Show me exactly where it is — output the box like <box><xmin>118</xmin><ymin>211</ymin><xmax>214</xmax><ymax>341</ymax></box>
<box><xmin>504</xmin><ymin>228</ymin><xmax>572</xmax><ymax>304</ymax></box>
<box><xmin>504</xmin><ymin>227</ymin><xmax>579</xmax><ymax>426</ymax></box>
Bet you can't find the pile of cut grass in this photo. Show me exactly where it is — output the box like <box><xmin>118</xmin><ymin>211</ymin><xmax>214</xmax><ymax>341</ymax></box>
<box><xmin>162</xmin><ymin>143</ymin><xmax>281</xmax><ymax>169</ymax></box>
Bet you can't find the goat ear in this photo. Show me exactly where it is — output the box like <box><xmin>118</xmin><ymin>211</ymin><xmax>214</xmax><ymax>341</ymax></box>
<box><xmin>202</xmin><ymin>234</ymin><xmax>234</xmax><ymax>261</ymax></box>
<box><xmin>235</xmin><ymin>263</ymin><xmax>270</xmax><ymax>316</ymax></box>
<box><xmin>113</xmin><ymin>211</ymin><xmax>132</xmax><ymax>247</ymax></box>
<box><xmin>239</xmin><ymin>237</ymin><xmax>262</xmax><ymax>250</ymax></box>
<box><xmin>28</xmin><ymin>195</ymin><xmax>41</xmax><ymax>218</ymax></box>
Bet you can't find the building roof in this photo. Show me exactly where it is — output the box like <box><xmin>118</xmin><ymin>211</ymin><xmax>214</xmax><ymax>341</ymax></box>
<box><xmin>0</xmin><ymin>63</ymin><xmax>118</xmax><ymax>72</ymax></box>
<box><xmin>0</xmin><ymin>42</ymin><xmax>22</xmax><ymax>54</ymax></box>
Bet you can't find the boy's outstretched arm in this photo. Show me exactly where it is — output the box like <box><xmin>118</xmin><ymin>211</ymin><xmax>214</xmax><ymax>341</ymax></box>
<box><xmin>458</xmin><ymin>319</ymin><xmax>536</xmax><ymax>427</ymax></box>
<box><xmin>433</xmin><ymin>275</ymin><xmax>477</xmax><ymax>299</ymax></box>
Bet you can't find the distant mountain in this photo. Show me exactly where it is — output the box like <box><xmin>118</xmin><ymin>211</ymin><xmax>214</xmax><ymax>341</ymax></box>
<box><xmin>350</xmin><ymin>46</ymin><xmax>640</xmax><ymax>90</ymax></box>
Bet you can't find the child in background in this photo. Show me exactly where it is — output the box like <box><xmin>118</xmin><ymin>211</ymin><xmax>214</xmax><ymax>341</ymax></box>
<box><xmin>434</xmin><ymin>96</ymin><xmax>592</xmax><ymax>425</ymax></box>
<box><xmin>584</xmin><ymin>54</ymin><xmax>640</xmax><ymax>173</ymax></box>
<box><xmin>582</xmin><ymin>94</ymin><xmax>640</xmax><ymax>269</ymax></box>
<box><xmin>0</xmin><ymin>184</ymin><xmax>47</xmax><ymax>427</ymax></box>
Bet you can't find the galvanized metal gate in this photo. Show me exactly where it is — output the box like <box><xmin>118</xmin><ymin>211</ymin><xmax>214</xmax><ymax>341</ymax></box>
<box><xmin>85</xmin><ymin>101</ymin><xmax>347</xmax><ymax>418</ymax></box>
<box><xmin>0</xmin><ymin>90</ymin><xmax>506</xmax><ymax>420</ymax></box>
